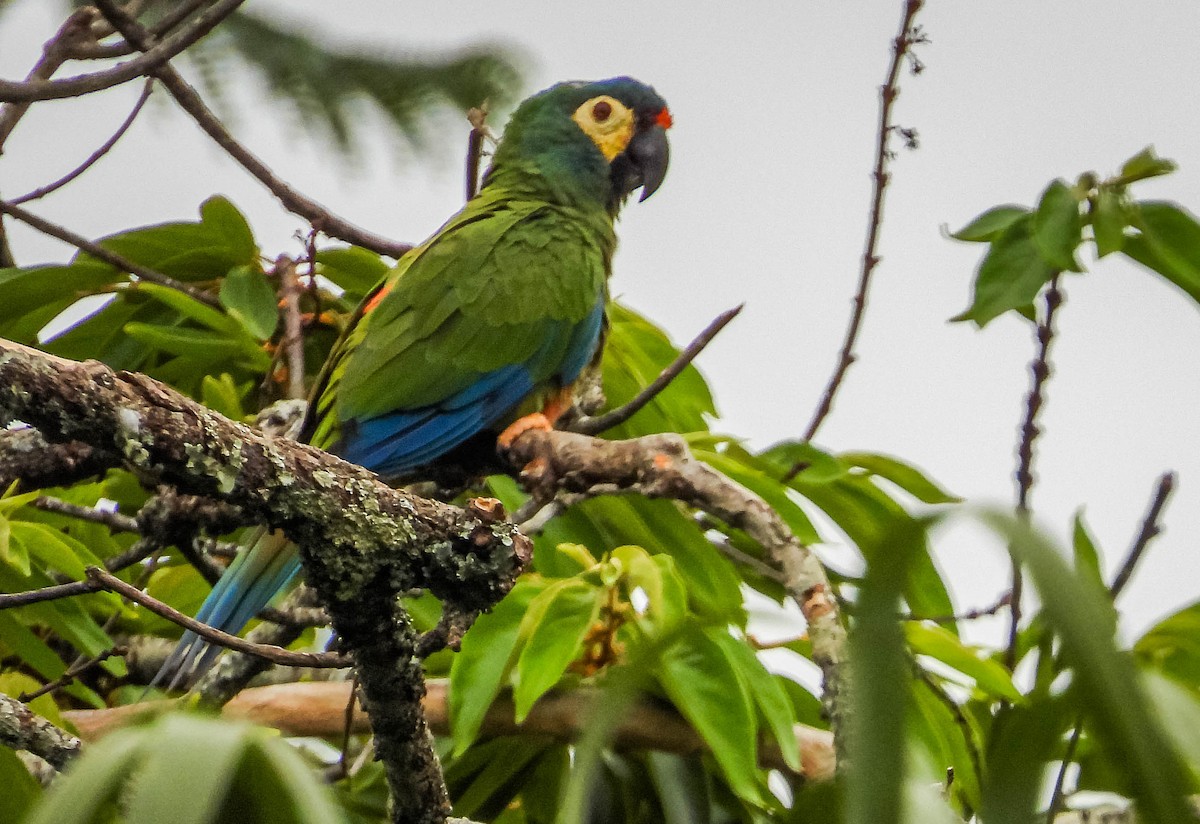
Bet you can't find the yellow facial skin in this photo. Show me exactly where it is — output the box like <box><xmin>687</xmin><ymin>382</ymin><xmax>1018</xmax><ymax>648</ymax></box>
<box><xmin>571</xmin><ymin>95</ymin><xmax>635</xmax><ymax>162</ymax></box>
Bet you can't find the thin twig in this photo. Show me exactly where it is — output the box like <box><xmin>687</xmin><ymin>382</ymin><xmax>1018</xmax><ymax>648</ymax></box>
<box><xmin>85</xmin><ymin>566</ymin><xmax>351</xmax><ymax>668</ymax></box>
<box><xmin>94</xmin><ymin>0</ymin><xmax>413</xmax><ymax>260</ymax></box>
<box><xmin>0</xmin><ymin>579</ymin><xmax>101</xmax><ymax>609</ymax></box>
<box><xmin>0</xmin><ymin>7</ymin><xmax>101</xmax><ymax>152</ymax></box>
<box><xmin>792</xmin><ymin>0</ymin><xmax>926</xmax><ymax>461</ymax></box>
<box><xmin>1109</xmin><ymin>471</ymin><xmax>1175</xmax><ymax>599</ymax></box>
<box><xmin>0</xmin><ymin>198</ymin><xmax>221</xmax><ymax>307</ymax></box>
<box><xmin>11</xmin><ymin>78</ymin><xmax>154</xmax><ymax>205</ymax></box>
<box><xmin>19</xmin><ymin>646</ymin><xmax>127</xmax><ymax>702</ymax></box>
<box><xmin>1045</xmin><ymin>721</ymin><xmax>1084</xmax><ymax>822</ymax></box>
<box><xmin>0</xmin><ymin>0</ymin><xmax>247</xmax><ymax>104</ymax></box>
<box><xmin>34</xmin><ymin>496</ymin><xmax>139</xmax><ymax>533</ymax></box>
<box><xmin>274</xmin><ymin>256</ymin><xmax>308</xmax><ymax>400</ymax></box>
<box><xmin>573</xmin><ymin>304</ymin><xmax>743</xmax><ymax>436</ymax></box>
<box><xmin>465</xmin><ymin>105</ymin><xmax>491</xmax><ymax>201</ymax></box>
<box><xmin>906</xmin><ymin>591</ymin><xmax>1012</xmax><ymax>624</ymax></box>
<box><xmin>1004</xmin><ymin>276</ymin><xmax>1063</xmax><ymax>670</ymax></box>
<box><xmin>67</xmin><ymin>0</ymin><xmax>215</xmax><ymax>60</ymax></box>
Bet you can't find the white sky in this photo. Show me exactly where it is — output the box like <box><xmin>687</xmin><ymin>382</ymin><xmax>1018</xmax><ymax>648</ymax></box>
<box><xmin>2</xmin><ymin>1</ymin><xmax>1199</xmax><ymax>648</ymax></box>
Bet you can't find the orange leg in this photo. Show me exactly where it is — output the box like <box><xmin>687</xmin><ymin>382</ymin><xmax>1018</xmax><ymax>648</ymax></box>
<box><xmin>497</xmin><ymin>386</ymin><xmax>574</xmax><ymax>448</ymax></box>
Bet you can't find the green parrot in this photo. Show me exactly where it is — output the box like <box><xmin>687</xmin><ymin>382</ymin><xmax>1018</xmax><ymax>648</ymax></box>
<box><xmin>160</xmin><ymin>77</ymin><xmax>672</xmax><ymax>687</ymax></box>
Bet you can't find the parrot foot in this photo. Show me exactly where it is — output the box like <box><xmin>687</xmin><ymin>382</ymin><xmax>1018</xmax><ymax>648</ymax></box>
<box><xmin>497</xmin><ymin>412</ymin><xmax>553</xmax><ymax>449</ymax></box>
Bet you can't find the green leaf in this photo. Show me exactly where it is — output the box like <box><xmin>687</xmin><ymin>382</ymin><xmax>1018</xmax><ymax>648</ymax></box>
<box><xmin>1123</xmin><ymin>200</ymin><xmax>1200</xmax><ymax>304</ymax></box>
<box><xmin>602</xmin><ymin>302</ymin><xmax>716</xmax><ymax>438</ymax></box>
<box><xmin>24</xmin><ymin>727</ymin><xmax>144</xmax><ymax>824</ymax></box>
<box><xmin>123</xmin><ymin>715</ymin><xmax>251</xmax><ymax>824</ymax></box>
<box><xmin>845</xmin><ymin>517</ymin><xmax>926</xmax><ymax>824</ymax></box>
<box><xmin>201</xmin><ymin>374</ymin><xmax>250</xmax><ymax>421</ymax></box>
<box><xmin>447</xmin><ymin>737</ymin><xmax>549</xmax><ymax>819</ymax></box>
<box><xmin>0</xmin><ymin>512</ymin><xmax>29</xmax><ymax>575</ymax></box>
<box><xmin>1091</xmin><ymin>187</ymin><xmax>1127</xmax><ymax>257</ymax></box>
<box><xmin>199</xmin><ymin>196</ymin><xmax>258</xmax><ymax>263</ymax></box>
<box><xmin>93</xmin><ymin>199</ymin><xmax>258</xmax><ymax>281</ymax></box>
<box><xmin>981</xmin><ymin>511</ymin><xmax>1195</xmax><ymax>823</ymax></box>
<box><xmin>758</xmin><ymin>439</ymin><xmax>847</xmax><ymax>483</ymax></box>
<box><xmin>317</xmin><ymin>247</ymin><xmax>389</xmax><ymax>302</ymax></box>
<box><xmin>950</xmin><ymin>205</ymin><xmax>1030</xmax><ymax>242</ymax></box>
<box><xmin>124</xmin><ymin>322</ymin><xmax>271</xmax><ymax>370</ymax></box>
<box><xmin>536</xmin><ymin>496</ymin><xmax>745</xmax><ymax>622</ymax></box>
<box><xmin>656</xmin><ymin>625</ymin><xmax>763</xmax><ymax>804</ymax></box>
<box><xmin>839</xmin><ymin>452</ymin><xmax>961</xmax><ymax>504</ymax></box>
<box><xmin>134</xmin><ymin>282</ymin><xmax>241</xmax><ymax>335</ymax></box>
<box><xmin>711</xmin><ymin>631</ymin><xmax>802</xmax><ymax>772</ymax></box>
<box><xmin>612</xmin><ymin>545</ymin><xmax>687</xmax><ymax>637</ymax></box>
<box><xmin>220</xmin><ymin>266</ymin><xmax>279</xmax><ymax>340</ymax></box>
<box><xmin>980</xmin><ymin>698</ymin><xmax>1070</xmax><ymax>824</ymax></box>
<box><xmin>0</xmin><ymin>746</ymin><xmax>41</xmax><ymax>824</ymax></box>
<box><xmin>1033</xmin><ymin>179</ymin><xmax>1084</xmax><ymax>271</ymax></box>
<box><xmin>1071</xmin><ymin>510</ymin><xmax>1106</xmax><ymax>593</ymax></box>
<box><xmin>906</xmin><ymin>622</ymin><xmax>1022</xmax><ymax>701</ymax></box>
<box><xmin>513</xmin><ymin>579</ymin><xmax>602</xmax><ymax>721</ymax></box>
<box><xmin>234</xmin><ymin>729</ymin><xmax>348</xmax><ymax>824</ymax></box>
<box><xmin>1134</xmin><ymin>598</ymin><xmax>1200</xmax><ymax>686</ymax></box>
<box><xmin>450</xmin><ymin>580</ymin><xmax>542</xmax><ymax>754</ymax></box>
<box><xmin>1141</xmin><ymin>669</ymin><xmax>1200</xmax><ymax>774</ymax></box>
<box><xmin>951</xmin><ymin>215</ymin><xmax>1058</xmax><ymax>327</ymax></box>
<box><xmin>0</xmin><ymin>262</ymin><xmax>124</xmax><ymax>341</ymax></box>
<box><xmin>645</xmin><ymin>752</ymin><xmax>712</xmax><ymax>824</ymax></box>
<box><xmin>1118</xmin><ymin>146</ymin><xmax>1178</xmax><ymax>184</ymax></box>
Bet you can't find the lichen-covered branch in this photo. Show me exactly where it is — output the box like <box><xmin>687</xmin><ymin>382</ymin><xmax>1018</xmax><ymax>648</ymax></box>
<box><xmin>0</xmin><ymin>338</ymin><xmax>529</xmax><ymax>824</ymax></box>
<box><xmin>0</xmin><ymin>691</ymin><xmax>81</xmax><ymax>771</ymax></box>
<box><xmin>504</xmin><ymin>428</ymin><xmax>849</xmax><ymax>760</ymax></box>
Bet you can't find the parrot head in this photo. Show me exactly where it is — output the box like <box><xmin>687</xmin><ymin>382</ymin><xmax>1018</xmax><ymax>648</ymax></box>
<box><xmin>484</xmin><ymin>77</ymin><xmax>672</xmax><ymax>212</ymax></box>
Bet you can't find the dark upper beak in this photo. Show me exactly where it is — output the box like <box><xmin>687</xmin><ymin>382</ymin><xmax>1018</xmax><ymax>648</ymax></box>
<box><xmin>629</xmin><ymin>123</ymin><xmax>670</xmax><ymax>201</ymax></box>
<box><xmin>611</xmin><ymin>123</ymin><xmax>670</xmax><ymax>203</ymax></box>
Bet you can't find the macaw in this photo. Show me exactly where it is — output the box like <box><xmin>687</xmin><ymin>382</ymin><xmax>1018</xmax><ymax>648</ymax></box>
<box><xmin>158</xmin><ymin>77</ymin><xmax>672</xmax><ymax>688</ymax></box>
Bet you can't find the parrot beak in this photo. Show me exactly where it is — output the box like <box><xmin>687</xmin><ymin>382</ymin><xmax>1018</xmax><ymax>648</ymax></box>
<box><xmin>627</xmin><ymin>123</ymin><xmax>670</xmax><ymax>202</ymax></box>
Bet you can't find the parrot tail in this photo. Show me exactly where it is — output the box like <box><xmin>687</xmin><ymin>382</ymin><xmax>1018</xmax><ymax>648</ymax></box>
<box><xmin>152</xmin><ymin>528</ymin><xmax>302</xmax><ymax>692</ymax></box>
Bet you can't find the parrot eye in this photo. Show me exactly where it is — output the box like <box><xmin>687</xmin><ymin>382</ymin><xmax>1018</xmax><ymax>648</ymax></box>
<box><xmin>592</xmin><ymin>101</ymin><xmax>612</xmax><ymax>122</ymax></box>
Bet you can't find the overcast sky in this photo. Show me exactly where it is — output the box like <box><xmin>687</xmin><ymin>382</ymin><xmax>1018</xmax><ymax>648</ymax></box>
<box><xmin>2</xmin><ymin>1</ymin><xmax>1199</xmax><ymax>648</ymax></box>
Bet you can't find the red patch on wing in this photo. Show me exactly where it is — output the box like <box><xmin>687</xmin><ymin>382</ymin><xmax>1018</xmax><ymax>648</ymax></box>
<box><xmin>656</xmin><ymin>107</ymin><xmax>673</xmax><ymax>129</ymax></box>
<box><xmin>363</xmin><ymin>282</ymin><xmax>393</xmax><ymax>315</ymax></box>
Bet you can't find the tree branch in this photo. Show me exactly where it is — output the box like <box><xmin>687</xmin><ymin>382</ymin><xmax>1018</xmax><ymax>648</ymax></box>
<box><xmin>0</xmin><ymin>0</ymin><xmax>247</xmax><ymax>103</ymax></box>
<box><xmin>63</xmin><ymin>679</ymin><xmax>839</xmax><ymax>782</ymax></box>
<box><xmin>0</xmin><ymin>691</ymin><xmax>81</xmax><ymax>771</ymax></box>
<box><xmin>1005</xmin><ymin>276</ymin><xmax>1063</xmax><ymax>670</ymax></box>
<box><xmin>0</xmin><ymin>7</ymin><xmax>101</xmax><ymax>152</ymax></box>
<box><xmin>1110</xmin><ymin>471</ymin><xmax>1175</xmax><ymax>599</ymax></box>
<box><xmin>0</xmin><ymin>337</ymin><xmax>528</xmax><ymax>824</ymax></box>
<box><xmin>794</xmin><ymin>0</ymin><xmax>926</xmax><ymax>456</ymax></box>
<box><xmin>10</xmin><ymin>77</ymin><xmax>155</xmax><ymax>205</ymax></box>
<box><xmin>572</xmin><ymin>305</ymin><xmax>742</xmax><ymax>436</ymax></box>
<box><xmin>504</xmin><ymin>427</ymin><xmax>849</xmax><ymax>760</ymax></box>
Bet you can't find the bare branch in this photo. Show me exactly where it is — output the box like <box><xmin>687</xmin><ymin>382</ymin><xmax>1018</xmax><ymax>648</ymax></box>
<box><xmin>273</xmin><ymin>256</ymin><xmax>308</xmax><ymax>400</ymax></box>
<box><xmin>64</xmin><ymin>679</ymin><xmax>839</xmax><ymax>782</ymax></box>
<box><xmin>0</xmin><ymin>0</ymin><xmax>247</xmax><ymax>103</ymax></box>
<box><xmin>0</xmin><ymin>198</ymin><xmax>221</xmax><ymax>307</ymax></box>
<box><xmin>1005</xmin><ymin>276</ymin><xmax>1063</xmax><ymax>670</ymax></box>
<box><xmin>83</xmin><ymin>567</ymin><xmax>350</xmax><ymax>669</ymax></box>
<box><xmin>1110</xmin><ymin>471</ymin><xmax>1175</xmax><ymax>599</ymax></box>
<box><xmin>573</xmin><ymin>305</ymin><xmax>742</xmax><ymax>436</ymax></box>
<box><xmin>795</xmin><ymin>0</ymin><xmax>927</xmax><ymax>455</ymax></box>
<box><xmin>10</xmin><ymin>78</ymin><xmax>155</xmax><ymax>204</ymax></box>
